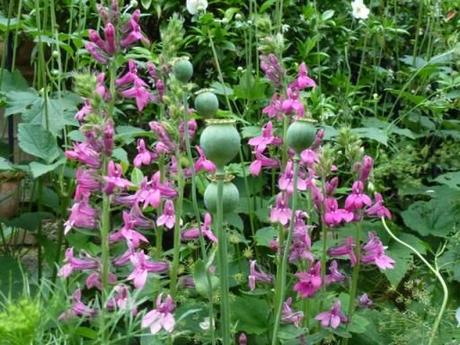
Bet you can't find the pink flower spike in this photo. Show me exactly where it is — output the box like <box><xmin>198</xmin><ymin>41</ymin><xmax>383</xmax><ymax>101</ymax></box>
<box><xmin>361</xmin><ymin>232</ymin><xmax>395</xmax><ymax>270</ymax></box>
<box><xmin>104</xmin><ymin>161</ymin><xmax>133</xmax><ymax>194</ymax></box>
<box><xmin>327</xmin><ymin>237</ymin><xmax>357</xmax><ymax>266</ymax></box>
<box><xmin>296</xmin><ymin>63</ymin><xmax>317</xmax><ymax>90</ymax></box>
<box><xmin>293</xmin><ymin>261</ymin><xmax>322</xmax><ymax>298</ymax></box>
<box><xmin>195</xmin><ymin>146</ymin><xmax>216</xmax><ymax>173</ymax></box>
<box><xmin>157</xmin><ymin>200</ymin><xmax>176</xmax><ymax>229</ymax></box>
<box><xmin>315</xmin><ymin>300</ymin><xmax>347</xmax><ymax>329</ymax></box>
<box><xmin>270</xmin><ymin>193</ymin><xmax>292</xmax><ymax>226</ymax></box>
<box><xmin>142</xmin><ymin>294</ymin><xmax>176</xmax><ymax>335</ymax></box>
<box><xmin>248</xmin><ymin>260</ymin><xmax>272</xmax><ymax>291</ymax></box>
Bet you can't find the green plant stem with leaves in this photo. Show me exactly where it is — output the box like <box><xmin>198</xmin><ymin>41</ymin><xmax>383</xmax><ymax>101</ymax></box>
<box><xmin>271</xmin><ymin>156</ymin><xmax>300</xmax><ymax>345</ymax></box>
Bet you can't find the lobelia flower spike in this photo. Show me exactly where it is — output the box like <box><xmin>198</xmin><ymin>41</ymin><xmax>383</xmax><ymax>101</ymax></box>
<box><xmin>315</xmin><ymin>300</ymin><xmax>348</xmax><ymax>329</ymax></box>
<box><xmin>248</xmin><ymin>260</ymin><xmax>273</xmax><ymax>291</ymax></box>
<box><xmin>361</xmin><ymin>232</ymin><xmax>395</xmax><ymax>270</ymax></box>
<box><xmin>293</xmin><ymin>261</ymin><xmax>322</xmax><ymax>298</ymax></box>
<box><xmin>260</xmin><ymin>54</ymin><xmax>284</xmax><ymax>88</ymax></box>
<box><xmin>58</xmin><ymin>247</ymin><xmax>98</xmax><ymax>278</ymax></box>
<box><xmin>281</xmin><ymin>297</ymin><xmax>304</xmax><ymax>327</ymax></box>
<box><xmin>142</xmin><ymin>293</ymin><xmax>176</xmax><ymax>335</ymax></box>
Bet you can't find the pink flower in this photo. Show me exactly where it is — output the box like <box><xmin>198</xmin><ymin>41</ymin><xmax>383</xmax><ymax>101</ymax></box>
<box><xmin>120</xmin><ymin>10</ymin><xmax>145</xmax><ymax>48</ymax></box>
<box><xmin>142</xmin><ymin>294</ymin><xmax>176</xmax><ymax>334</ymax></box>
<box><xmin>315</xmin><ymin>300</ymin><xmax>347</xmax><ymax>329</ymax></box>
<box><xmin>104</xmin><ymin>161</ymin><xmax>133</xmax><ymax>194</ymax></box>
<box><xmin>345</xmin><ymin>180</ymin><xmax>372</xmax><ymax>212</ymax></box>
<box><xmin>263</xmin><ymin>94</ymin><xmax>284</xmax><ymax>120</ymax></box>
<box><xmin>295</xmin><ymin>63</ymin><xmax>316</xmax><ymax>89</ymax></box>
<box><xmin>86</xmin><ymin>271</ymin><xmax>117</xmax><ymax>290</ymax></box>
<box><xmin>85</xmin><ymin>42</ymin><xmax>108</xmax><ymax>64</ymax></box>
<box><xmin>110</xmin><ymin>211</ymin><xmax>149</xmax><ymax>249</ymax></box>
<box><xmin>327</xmin><ymin>237</ymin><xmax>357</xmax><ymax>266</ymax></box>
<box><xmin>59</xmin><ymin>289</ymin><xmax>97</xmax><ymax>321</ymax></box>
<box><xmin>181</xmin><ymin>213</ymin><xmax>217</xmax><ymax>243</ymax></box>
<box><xmin>58</xmin><ymin>247</ymin><xmax>98</xmax><ymax>278</ymax></box>
<box><xmin>120</xmin><ymin>78</ymin><xmax>152</xmax><ymax>111</ymax></box>
<box><xmin>104</xmin><ymin>23</ymin><xmax>116</xmax><ymax>54</ymax></box>
<box><xmin>279</xmin><ymin>160</ymin><xmax>308</xmax><ymax>193</ymax></box>
<box><xmin>75</xmin><ymin>100</ymin><xmax>92</xmax><ymax>121</ymax></box>
<box><xmin>324</xmin><ymin>197</ymin><xmax>354</xmax><ymax>227</ymax></box>
<box><xmin>179</xmin><ymin>119</ymin><xmax>197</xmax><ymax>142</ymax></box>
<box><xmin>157</xmin><ymin>200</ymin><xmax>176</xmax><ymax>229</ymax></box>
<box><xmin>270</xmin><ymin>193</ymin><xmax>292</xmax><ymax>226</ymax></box>
<box><xmin>194</xmin><ymin>146</ymin><xmax>216</xmax><ymax>174</ymax></box>
<box><xmin>106</xmin><ymin>285</ymin><xmax>137</xmax><ymax>315</ymax></box>
<box><xmin>281</xmin><ymin>297</ymin><xmax>304</xmax><ymax>327</ymax></box>
<box><xmin>289</xmin><ymin>212</ymin><xmax>314</xmax><ymax>263</ymax></box>
<box><xmin>300</xmin><ymin>149</ymin><xmax>319</xmax><ymax>167</ymax></box>
<box><xmin>239</xmin><ymin>333</ymin><xmax>248</xmax><ymax>345</ymax></box>
<box><xmin>249</xmin><ymin>151</ymin><xmax>279</xmax><ymax>176</ymax></box>
<box><xmin>260</xmin><ymin>54</ymin><xmax>283</xmax><ymax>87</ymax></box>
<box><xmin>64</xmin><ymin>194</ymin><xmax>98</xmax><ymax>234</ymax></box>
<box><xmin>134</xmin><ymin>139</ymin><xmax>156</xmax><ymax>167</ymax></box>
<box><xmin>359</xmin><ymin>155</ymin><xmax>373</xmax><ymax>182</ymax></box>
<box><xmin>248</xmin><ymin>260</ymin><xmax>272</xmax><ymax>290</ymax></box>
<box><xmin>358</xmin><ymin>293</ymin><xmax>373</xmax><ymax>308</ymax></box>
<box><xmin>75</xmin><ymin>168</ymin><xmax>100</xmax><ymax>199</ymax></box>
<box><xmin>149</xmin><ymin>121</ymin><xmax>175</xmax><ymax>153</ymax></box>
<box><xmin>65</xmin><ymin>142</ymin><xmax>101</xmax><ymax>168</ymax></box>
<box><xmin>248</xmin><ymin>122</ymin><xmax>282</xmax><ymax>152</ymax></box>
<box><xmin>96</xmin><ymin>73</ymin><xmax>109</xmax><ymax>100</ymax></box>
<box><xmin>293</xmin><ymin>261</ymin><xmax>322</xmax><ymax>298</ymax></box>
<box><xmin>127</xmin><ymin>251</ymin><xmax>169</xmax><ymax>289</ymax></box>
<box><xmin>361</xmin><ymin>232</ymin><xmax>395</xmax><ymax>270</ymax></box>
<box><xmin>135</xmin><ymin>172</ymin><xmax>177</xmax><ymax>209</ymax></box>
<box><xmin>282</xmin><ymin>86</ymin><xmax>304</xmax><ymax>118</ymax></box>
<box><xmin>325</xmin><ymin>260</ymin><xmax>346</xmax><ymax>285</ymax></box>
<box><xmin>366</xmin><ymin>193</ymin><xmax>392</xmax><ymax>219</ymax></box>
<box><xmin>325</xmin><ymin>177</ymin><xmax>339</xmax><ymax>196</ymax></box>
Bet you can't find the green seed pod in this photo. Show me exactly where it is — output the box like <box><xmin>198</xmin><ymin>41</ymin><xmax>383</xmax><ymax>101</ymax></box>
<box><xmin>204</xmin><ymin>181</ymin><xmax>240</xmax><ymax>214</ymax></box>
<box><xmin>173</xmin><ymin>59</ymin><xmax>193</xmax><ymax>83</ymax></box>
<box><xmin>286</xmin><ymin>118</ymin><xmax>317</xmax><ymax>153</ymax></box>
<box><xmin>194</xmin><ymin>90</ymin><xmax>219</xmax><ymax>118</ymax></box>
<box><xmin>199</xmin><ymin>120</ymin><xmax>241</xmax><ymax>169</ymax></box>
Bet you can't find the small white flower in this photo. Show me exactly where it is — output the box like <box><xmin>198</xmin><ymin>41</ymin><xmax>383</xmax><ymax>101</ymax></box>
<box><xmin>186</xmin><ymin>0</ymin><xmax>208</xmax><ymax>15</ymax></box>
<box><xmin>199</xmin><ymin>317</ymin><xmax>214</xmax><ymax>330</ymax></box>
<box><xmin>351</xmin><ymin>0</ymin><xmax>370</xmax><ymax>20</ymax></box>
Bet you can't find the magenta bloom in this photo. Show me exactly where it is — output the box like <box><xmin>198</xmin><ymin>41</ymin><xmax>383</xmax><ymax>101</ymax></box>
<box><xmin>359</xmin><ymin>155</ymin><xmax>374</xmax><ymax>182</ymax></box>
<box><xmin>279</xmin><ymin>160</ymin><xmax>308</xmax><ymax>193</ymax></box>
<box><xmin>86</xmin><ymin>271</ymin><xmax>117</xmax><ymax>290</ymax></box>
<box><xmin>134</xmin><ymin>139</ymin><xmax>156</xmax><ymax>168</ymax></box>
<box><xmin>142</xmin><ymin>294</ymin><xmax>176</xmax><ymax>335</ymax></box>
<box><xmin>157</xmin><ymin>200</ymin><xmax>176</xmax><ymax>229</ymax></box>
<box><xmin>181</xmin><ymin>213</ymin><xmax>217</xmax><ymax>243</ymax></box>
<box><xmin>248</xmin><ymin>121</ymin><xmax>282</xmax><ymax>152</ymax></box>
<box><xmin>345</xmin><ymin>180</ymin><xmax>372</xmax><ymax>211</ymax></box>
<box><xmin>361</xmin><ymin>232</ymin><xmax>395</xmax><ymax>270</ymax></box>
<box><xmin>248</xmin><ymin>260</ymin><xmax>273</xmax><ymax>291</ymax></box>
<box><xmin>106</xmin><ymin>285</ymin><xmax>137</xmax><ymax>315</ymax></box>
<box><xmin>120</xmin><ymin>78</ymin><xmax>152</xmax><ymax>111</ymax></box>
<box><xmin>282</xmin><ymin>86</ymin><xmax>305</xmax><ymax>118</ymax></box>
<box><xmin>325</xmin><ymin>177</ymin><xmax>339</xmax><ymax>196</ymax></box>
<box><xmin>260</xmin><ymin>54</ymin><xmax>283</xmax><ymax>87</ymax></box>
<box><xmin>58</xmin><ymin>247</ymin><xmax>98</xmax><ymax>278</ymax></box>
<box><xmin>366</xmin><ymin>193</ymin><xmax>392</xmax><ymax>219</ymax></box>
<box><xmin>64</xmin><ymin>195</ymin><xmax>98</xmax><ymax>234</ymax></box>
<box><xmin>325</xmin><ymin>260</ymin><xmax>346</xmax><ymax>285</ymax></box>
<box><xmin>293</xmin><ymin>261</ymin><xmax>322</xmax><ymax>298</ymax></box>
<box><xmin>300</xmin><ymin>149</ymin><xmax>319</xmax><ymax>167</ymax></box>
<box><xmin>315</xmin><ymin>300</ymin><xmax>348</xmax><ymax>329</ymax></box>
<box><xmin>85</xmin><ymin>42</ymin><xmax>108</xmax><ymax>64</ymax></box>
<box><xmin>270</xmin><ymin>193</ymin><xmax>292</xmax><ymax>226</ymax></box>
<box><xmin>324</xmin><ymin>197</ymin><xmax>354</xmax><ymax>227</ymax></box>
<box><xmin>59</xmin><ymin>289</ymin><xmax>97</xmax><ymax>321</ymax></box>
<box><xmin>104</xmin><ymin>161</ymin><xmax>133</xmax><ymax>194</ymax></box>
<box><xmin>134</xmin><ymin>172</ymin><xmax>176</xmax><ymax>209</ymax></box>
<box><xmin>358</xmin><ymin>293</ymin><xmax>373</xmax><ymax>308</ymax></box>
<box><xmin>263</xmin><ymin>94</ymin><xmax>284</xmax><ymax>120</ymax></box>
<box><xmin>249</xmin><ymin>151</ymin><xmax>279</xmax><ymax>176</ymax></box>
<box><xmin>65</xmin><ymin>142</ymin><xmax>101</xmax><ymax>168</ymax></box>
<box><xmin>281</xmin><ymin>297</ymin><xmax>304</xmax><ymax>327</ymax></box>
<box><xmin>120</xmin><ymin>10</ymin><xmax>145</xmax><ymax>48</ymax></box>
<box><xmin>294</xmin><ymin>63</ymin><xmax>316</xmax><ymax>90</ymax></box>
<box><xmin>110</xmin><ymin>211</ymin><xmax>149</xmax><ymax>249</ymax></box>
<box><xmin>116</xmin><ymin>60</ymin><xmax>140</xmax><ymax>86</ymax></box>
<box><xmin>127</xmin><ymin>251</ymin><xmax>169</xmax><ymax>289</ymax></box>
<box><xmin>149</xmin><ymin>121</ymin><xmax>175</xmax><ymax>153</ymax></box>
<box><xmin>327</xmin><ymin>237</ymin><xmax>357</xmax><ymax>266</ymax></box>
<box><xmin>289</xmin><ymin>212</ymin><xmax>314</xmax><ymax>263</ymax></box>
<box><xmin>195</xmin><ymin>146</ymin><xmax>216</xmax><ymax>174</ymax></box>
<box><xmin>75</xmin><ymin>168</ymin><xmax>100</xmax><ymax>199</ymax></box>
<box><xmin>75</xmin><ymin>100</ymin><xmax>92</xmax><ymax>121</ymax></box>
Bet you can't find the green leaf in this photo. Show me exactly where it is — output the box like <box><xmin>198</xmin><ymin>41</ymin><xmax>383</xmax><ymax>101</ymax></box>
<box><xmin>351</xmin><ymin>127</ymin><xmax>388</xmax><ymax>146</ymax></box>
<box><xmin>4</xmin><ymin>212</ymin><xmax>53</xmax><ymax>231</ymax></box>
<box><xmin>254</xmin><ymin>226</ymin><xmax>277</xmax><ymax>247</ymax></box>
<box><xmin>0</xmin><ymin>12</ymin><xmax>20</xmax><ymax>31</ymax></box>
<box><xmin>130</xmin><ymin>168</ymin><xmax>144</xmax><ymax>185</ymax></box>
<box><xmin>112</xmin><ymin>147</ymin><xmax>129</xmax><ymax>165</ymax></box>
<box><xmin>18</xmin><ymin>124</ymin><xmax>61</xmax><ymax>163</ymax></box>
<box><xmin>0</xmin><ymin>157</ymin><xmax>13</xmax><ymax>171</ymax></box>
<box><xmin>321</xmin><ymin>10</ymin><xmax>335</xmax><ymax>21</ymax></box>
<box><xmin>0</xmin><ymin>69</ymin><xmax>28</xmax><ymax>92</ymax></box>
<box><xmin>0</xmin><ymin>256</ymin><xmax>23</xmax><ymax>297</ymax></box>
<box><xmin>29</xmin><ymin>157</ymin><xmax>65</xmax><ymax>178</ymax></box>
<box><xmin>116</xmin><ymin>125</ymin><xmax>150</xmax><ymax>145</ymax></box>
<box><xmin>211</xmin><ymin>81</ymin><xmax>234</xmax><ymax>96</ymax></box>
<box><xmin>231</xmin><ymin>295</ymin><xmax>270</xmax><ymax>335</ymax></box>
<box><xmin>233</xmin><ymin>71</ymin><xmax>267</xmax><ymax>101</ymax></box>
<box><xmin>192</xmin><ymin>259</ymin><xmax>218</xmax><ymax>298</ymax></box>
<box><xmin>140</xmin><ymin>0</ymin><xmax>152</xmax><ymax>9</ymax></box>
<box><xmin>434</xmin><ymin>171</ymin><xmax>460</xmax><ymax>190</ymax></box>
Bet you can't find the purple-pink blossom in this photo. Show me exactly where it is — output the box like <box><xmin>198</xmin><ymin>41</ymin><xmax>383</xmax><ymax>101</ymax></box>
<box><xmin>260</xmin><ymin>54</ymin><xmax>283</xmax><ymax>87</ymax></box>
<box><xmin>64</xmin><ymin>194</ymin><xmax>98</xmax><ymax>234</ymax></box>
<box><xmin>324</xmin><ymin>197</ymin><xmax>354</xmax><ymax>227</ymax></box>
<box><xmin>181</xmin><ymin>213</ymin><xmax>217</xmax><ymax>243</ymax></box>
<box><xmin>345</xmin><ymin>180</ymin><xmax>372</xmax><ymax>212</ymax></box>
<box><xmin>65</xmin><ymin>142</ymin><xmax>101</xmax><ymax>168</ymax></box>
<box><xmin>279</xmin><ymin>160</ymin><xmax>308</xmax><ymax>193</ymax></box>
<box><xmin>104</xmin><ymin>161</ymin><xmax>133</xmax><ymax>194</ymax></box>
<box><xmin>157</xmin><ymin>200</ymin><xmax>176</xmax><ymax>229</ymax></box>
<box><xmin>263</xmin><ymin>94</ymin><xmax>284</xmax><ymax>120</ymax></box>
<box><xmin>134</xmin><ymin>139</ymin><xmax>156</xmax><ymax>168</ymax></box>
<box><xmin>366</xmin><ymin>192</ymin><xmax>392</xmax><ymax>219</ymax></box>
<box><xmin>248</xmin><ymin>260</ymin><xmax>272</xmax><ymax>291</ymax></box>
<box><xmin>59</xmin><ymin>289</ymin><xmax>97</xmax><ymax>320</ymax></box>
<box><xmin>195</xmin><ymin>146</ymin><xmax>216</xmax><ymax>174</ymax></box>
<box><xmin>315</xmin><ymin>300</ymin><xmax>348</xmax><ymax>329</ymax></box>
<box><xmin>361</xmin><ymin>232</ymin><xmax>395</xmax><ymax>270</ymax></box>
<box><xmin>270</xmin><ymin>193</ymin><xmax>292</xmax><ymax>226</ymax></box>
<box><xmin>249</xmin><ymin>151</ymin><xmax>279</xmax><ymax>176</ymax></box>
<box><xmin>141</xmin><ymin>294</ymin><xmax>175</xmax><ymax>334</ymax></box>
<box><xmin>325</xmin><ymin>260</ymin><xmax>346</xmax><ymax>285</ymax></box>
<box><xmin>127</xmin><ymin>251</ymin><xmax>169</xmax><ymax>289</ymax></box>
<box><xmin>248</xmin><ymin>121</ymin><xmax>282</xmax><ymax>152</ymax></box>
<box><xmin>293</xmin><ymin>261</ymin><xmax>322</xmax><ymax>298</ymax></box>
<box><xmin>294</xmin><ymin>63</ymin><xmax>316</xmax><ymax>90</ymax></box>
<box><xmin>358</xmin><ymin>293</ymin><xmax>373</xmax><ymax>308</ymax></box>
<box><xmin>327</xmin><ymin>237</ymin><xmax>357</xmax><ymax>266</ymax></box>
<box><xmin>58</xmin><ymin>247</ymin><xmax>98</xmax><ymax>278</ymax></box>
<box><xmin>281</xmin><ymin>297</ymin><xmax>304</xmax><ymax>327</ymax></box>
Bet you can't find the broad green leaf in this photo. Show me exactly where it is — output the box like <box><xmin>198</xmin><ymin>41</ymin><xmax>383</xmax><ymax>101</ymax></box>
<box><xmin>112</xmin><ymin>147</ymin><xmax>129</xmax><ymax>165</ymax></box>
<box><xmin>0</xmin><ymin>157</ymin><xmax>13</xmax><ymax>170</ymax></box>
<box><xmin>233</xmin><ymin>71</ymin><xmax>267</xmax><ymax>101</ymax></box>
<box><xmin>434</xmin><ymin>171</ymin><xmax>460</xmax><ymax>190</ymax></box>
<box><xmin>130</xmin><ymin>167</ymin><xmax>144</xmax><ymax>185</ymax></box>
<box><xmin>211</xmin><ymin>81</ymin><xmax>234</xmax><ymax>96</ymax></box>
<box><xmin>3</xmin><ymin>212</ymin><xmax>53</xmax><ymax>231</ymax></box>
<box><xmin>29</xmin><ymin>157</ymin><xmax>65</xmax><ymax>178</ymax></box>
<box><xmin>0</xmin><ymin>69</ymin><xmax>28</xmax><ymax>92</ymax></box>
<box><xmin>254</xmin><ymin>226</ymin><xmax>277</xmax><ymax>246</ymax></box>
<box><xmin>192</xmin><ymin>259</ymin><xmax>218</xmax><ymax>298</ymax></box>
<box><xmin>140</xmin><ymin>0</ymin><xmax>152</xmax><ymax>9</ymax></box>
<box><xmin>18</xmin><ymin>124</ymin><xmax>61</xmax><ymax>163</ymax></box>
<box><xmin>231</xmin><ymin>295</ymin><xmax>270</xmax><ymax>335</ymax></box>
<box><xmin>0</xmin><ymin>256</ymin><xmax>23</xmax><ymax>296</ymax></box>
<box><xmin>351</xmin><ymin>127</ymin><xmax>388</xmax><ymax>146</ymax></box>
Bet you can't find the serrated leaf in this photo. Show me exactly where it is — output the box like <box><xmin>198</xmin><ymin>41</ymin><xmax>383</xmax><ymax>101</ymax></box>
<box><xmin>18</xmin><ymin>124</ymin><xmax>61</xmax><ymax>163</ymax></box>
<box><xmin>29</xmin><ymin>157</ymin><xmax>65</xmax><ymax>178</ymax></box>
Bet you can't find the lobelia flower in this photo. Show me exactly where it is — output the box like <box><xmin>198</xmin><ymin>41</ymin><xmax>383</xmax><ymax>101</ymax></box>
<box><xmin>282</xmin><ymin>86</ymin><xmax>305</xmax><ymax>118</ymax></box>
<box><xmin>248</xmin><ymin>121</ymin><xmax>282</xmax><ymax>152</ymax></box>
<box><xmin>325</xmin><ymin>260</ymin><xmax>346</xmax><ymax>285</ymax></box>
<box><xmin>179</xmin><ymin>119</ymin><xmax>198</xmax><ymax>144</ymax></box>
<box><xmin>186</xmin><ymin>0</ymin><xmax>208</xmax><ymax>15</ymax></box>
<box><xmin>58</xmin><ymin>247</ymin><xmax>98</xmax><ymax>278</ymax></box>
<box><xmin>270</xmin><ymin>193</ymin><xmax>292</xmax><ymax>226</ymax></box>
<box><xmin>263</xmin><ymin>94</ymin><xmax>285</xmax><ymax>120</ymax></box>
<box><xmin>127</xmin><ymin>251</ymin><xmax>169</xmax><ymax>289</ymax></box>
<box><xmin>260</xmin><ymin>54</ymin><xmax>283</xmax><ymax>87</ymax></box>
<box><xmin>361</xmin><ymin>232</ymin><xmax>395</xmax><ymax>270</ymax></box>
<box><xmin>293</xmin><ymin>261</ymin><xmax>322</xmax><ymax>298</ymax></box>
<box><xmin>110</xmin><ymin>211</ymin><xmax>149</xmax><ymax>249</ymax></box>
<box><xmin>248</xmin><ymin>260</ymin><xmax>273</xmax><ymax>291</ymax></box>
<box><xmin>358</xmin><ymin>293</ymin><xmax>373</xmax><ymax>308</ymax></box>
<box><xmin>104</xmin><ymin>161</ymin><xmax>133</xmax><ymax>194</ymax></box>
<box><xmin>75</xmin><ymin>100</ymin><xmax>92</xmax><ymax>121</ymax></box>
<box><xmin>149</xmin><ymin>121</ymin><xmax>175</xmax><ymax>153</ymax></box>
<box><xmin>300</xmin><ymin>149</ymin><xmax>319</xmax><ymax>167</ymax></box>
<box><xmin>324</xmin><ymin>197</ymin><xmax>354</xmax><ymax>227</ymax></box>
<box><xmin>249</xmin><ymin>151</ymin><xmax>279</xmax><ymax>176</ymax></box>
<box><xmin>281</xmin><ymin>297</ymin><xmax>304</xmax><ymax>327</ymax></box>
<box><xmin>351</xmin><ymin>0</ymin><xmax>370</xmax><ymax>20</ymax></box>
<box><xmin>142</xmin><ymin>294</ymin><xmax>176</xmax><ymax>334</ymax></box>
<box><xmin>344</xmin><ymin>180</ymin><xmax>372</xmax><ymax>212</ymax></box>
<box><xmin>106</xmin><ymin>285</ymin><xmax>137</xmax><ymax>315</ymax></box>
<box><xmin>103</xmin><ymin>120</ymin><xmax>114</xmax><ymax>155</ymax></box>
<box><xmin>315</xmin><ymin>300</ymin><xmax>348</xmax><ymax>329</ymax></box>
<box><xmin>157</xmin><ymin>200</ymin><xmax>176</xmax><ymax>229</ymax></box>
<box><xmin>294</xmin><ymin>63</ymin><xmax>316</xmax><ymax>90</ymax></box>
<box><xmin>75</xmin><ymin>168</ymin><xmax>100</xmax><ymax>199</ymax></box>
<box><xmin>64</xmin><ymin>194</ymin><xmax>98</xmax><ymax>235</ymax></box>
<box><xmin>120</xmin><ymin>10</ymin><xmax>146</xmax><ymax>48</ymax></box>
<box><xmin>65</xmin><ymin>142</ymin><xmax>101</xmax><ymax>168</ymax></box>
<box><xmin>289</xmin><ymin>211</ymin><xmax>314</xmax><ymax>263</ymax></box>
<box><xmin>134</xmin><ymin>139</ymin><xmax>156</xmax><ymax>168</ymax></box>
<box><xmin>279</xmin><ymin>160</ymin><xmax>308</xmax><ymax>194</ymax></box>
<box><xmin>238</xmin><ymin>333</ymin><xmax>248</xmax><ymax>345</ymax></box>
<box><xmin>181</xmin><ymin>212</ymin><xmax>217</xmax><ymax>243</ymax></box>
<box><xmin>113</xmin><ymin>248</ymin><xmax>135</xmax><ymax>267</ymax></box>
<box><xmin>120</xmin><ymin>78</ymin><xmax>152</xmax><ymax>111</ymax></box>
<box><xmin>59</xmin><ymin>288</ymin><xmax>97</xmax><ymax>320</ymax></box>
<box><xmin>194</xmin><ymin>146</ymin><xmax>216</xmax><ymax>173</ymax></box>
<box><xmin>366</xmin><ymin>192</ymin><xmax>392</xmax><ymax>219</ymax></box>
<box><xmin>135</xmin><ymin>172</ymin><xmax>177</xmax><ymax>209</ymax></box>
<box><xmin>96</xmin><ymin>72</ymin><xmax>109</xmax><ymax>100</ymax></box>
<box><xmin>310</xmin><ymin>183</ymin><xmax>324</xmax><ymax>210</ymax></box>
<box><xmin>86</xmin><ymin>271</ymin><xmax>117</xmax><ymax>290</ymax></box>
<box><xmin>85</xmin><ymin>41</ymin><xmax>108</xmax><ymax>64</ymax></box>
<box><xmin>104</xmin><ymin>23</ymin><xmax>117</xmax><ymax>54</ymax></box>
<box><xmin>359</xmin><ymin>155</ymin><xmax>373</xmax><ymax>182</ymax></box>
<box><xmin>327</xmin><ymin>237</ymin><xmax>357</xmax><ymax>266</ymax></box>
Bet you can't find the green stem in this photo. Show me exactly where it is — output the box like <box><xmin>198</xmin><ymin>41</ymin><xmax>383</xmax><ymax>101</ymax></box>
<box><xmin>381</xmin><ymin>218</ymin><xmax>448</xmax><ymax>345</ymax></box>
<box><xmin>215</xmin><ymin>173</ymin><xmax>231</xmax><ymax>345</ymax></box>
<box><xmin>271</xmin><ymin>156</ymin><xmax>300</xmax><ymax>345</ymax></box>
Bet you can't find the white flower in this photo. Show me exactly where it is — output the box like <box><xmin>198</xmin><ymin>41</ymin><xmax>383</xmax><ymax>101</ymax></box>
<box><xmin>199</xmin><ymin>317</ymin><xmax>214</xmax><ymax>330</ymax></box>
<box><xmin>351</xmin><ymin>0</ymin><xmax>370</xmax><ymax>20</ymax></box>
<box><xmin>186</xmin><ymin>0</ymin><xmax>208</xmax><ymax>15</ymax></box>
